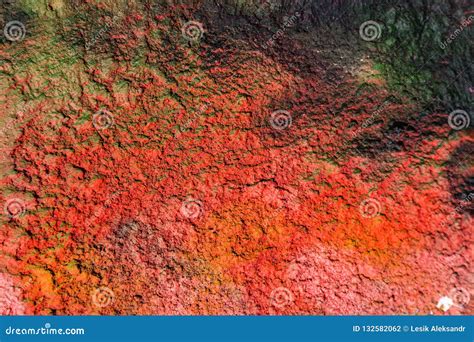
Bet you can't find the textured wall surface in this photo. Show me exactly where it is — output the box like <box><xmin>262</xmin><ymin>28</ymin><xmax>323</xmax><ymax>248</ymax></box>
<box><xmin>0</xmin><ymin>0</ymin><xmax>472</xmax><ymax>315</ymax></box>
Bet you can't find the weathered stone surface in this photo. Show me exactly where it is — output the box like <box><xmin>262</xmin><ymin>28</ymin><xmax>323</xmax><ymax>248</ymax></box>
<box><xmin>0</xmin><ymin>0</ymin><xmax>471</xmax><ymax>315</ymax></box>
